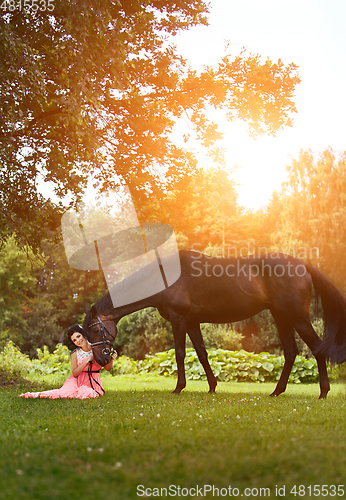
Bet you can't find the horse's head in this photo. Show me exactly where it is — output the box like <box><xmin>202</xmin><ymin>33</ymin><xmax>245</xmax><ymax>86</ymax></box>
<box><xmin>83</xmin><ymin>305</ymin><xmax>118</xmax><ymax>366</ymax></box>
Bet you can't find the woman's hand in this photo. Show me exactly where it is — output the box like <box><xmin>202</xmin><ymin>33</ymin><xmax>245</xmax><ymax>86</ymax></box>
<box><xmin>104</xmin><ymin>350</ymin><xmax>118</xmax><ymax>371</ymax></box>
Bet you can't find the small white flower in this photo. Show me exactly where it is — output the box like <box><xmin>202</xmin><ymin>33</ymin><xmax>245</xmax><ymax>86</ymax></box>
<box><xmin>87</xmin><ymin>447</ymin><xmax>92</xmax><ymax>452</ymax></box>
<box><xmin>236</xmin><ymin>415</ymin><xmax>241</xmax><ymax>419</ymax></box>
<box><xmin>139</xmin><ymin>413</ymin><xmax>143</xmax><ymax>417</ymax></box>
<box><xmin>156</xmin><ymin>414</ymin><xmax>160</xmax><ymax>418</ymax></box>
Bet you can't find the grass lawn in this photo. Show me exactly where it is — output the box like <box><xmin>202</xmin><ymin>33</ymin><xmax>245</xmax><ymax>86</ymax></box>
<box><xmin>1</xmin><ymin>373</ymin><xmax>346</xmax><ymax>500</ymax></box>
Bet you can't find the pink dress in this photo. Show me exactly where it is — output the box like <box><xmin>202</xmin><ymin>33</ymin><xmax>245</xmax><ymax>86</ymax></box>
<box><xmin>19</xmin><ymin>348</ymin><xmax>104</xmax><ymax>399</ymax></box>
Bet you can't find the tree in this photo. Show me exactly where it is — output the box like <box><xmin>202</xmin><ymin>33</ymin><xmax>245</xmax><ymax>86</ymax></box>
<box><xmin>174</xmin><ymin>167</ymin><xmax>242</xmax><ymax>252</ymax></box>
<box><xmin>269</xmin><ymin>148</ymin><xmax>346</xmax><ymax>291</ymax></box>
<box><xmin>0</xmin><ymin>0</ymin><xmax>300</xmax><ymax>248</ymax></box>
<box><xmin>36</xmin><ymin>239</ymin><xmax>109</xmax><ymax>332</ymax></box>
<box><xmin>0</xmin><ymin>234</ymin><xmax>110</xmax><ymax>354</ymax></box>
<box><xmin>0</xmin><ymin>236</ymin><xmax>39</xmax><ymax>348</ymax></box>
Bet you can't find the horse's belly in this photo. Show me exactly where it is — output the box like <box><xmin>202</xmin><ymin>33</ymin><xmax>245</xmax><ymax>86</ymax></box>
<box><xmin>189</xmin><ymin>298</ymin><xmax>268</xmax><ymax>323</ymax></box>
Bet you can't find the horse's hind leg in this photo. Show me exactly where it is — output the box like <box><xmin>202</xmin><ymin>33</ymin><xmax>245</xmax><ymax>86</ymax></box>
<box><xmin>294</xmin><ymin>320</ymin><xmax>330</xmax><ymax>399</ymax></box>
<box><xmin>270</xmin><ymin>313</ymin><xmax>298</xmax><ymax>397</ymax></box>
<box><xmin>187</xmin><ymin>322</ymin><xmax>217</xmax><ymax>393</ymax></box>
<box><xmin>170</xmin><ymin>312</ymin><xmax>187</xmax><ymax>395</ymax></box>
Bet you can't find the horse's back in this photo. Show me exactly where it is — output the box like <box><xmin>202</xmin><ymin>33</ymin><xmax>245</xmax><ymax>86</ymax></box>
<box><xmin>163</xmin><ymin>250</ymin><xmax>312</xmax><ymax>322</ymax></box>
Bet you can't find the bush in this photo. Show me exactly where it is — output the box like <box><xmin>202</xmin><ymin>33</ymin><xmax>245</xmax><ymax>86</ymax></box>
<box><xmin>29</xmin><ymin>343</ymin><xmax>71</xmax><ymax>376</ymax></box>
<box><xmin>136</xmin><ymin>348</ymin><xmax>337</xmax><ymax>384</ymax></box>
<box><xmin>0</xmin><ymin>340</ymin><xmax>31</xmax><ymax>379</ymax></box>
<box><xmin>198</xmin><ymin>324</ymin><xmax>243</xmax><ymax>351</ymax></box>
<box><xmin>110</xmin><ymin>355</ymin><xmax>137</xmax><ymax>375</ymax></box>
<box><xmin>116</xmin><ymin>308</ymin><xmax>245</xmax><ymax>359</ymax></box>
<box><xmin>21</xmin><ymin>298</ymin><xmax>64</xmax><ymax>358</ymax></box>
<box><xmin>116</xmin><ymin>308</ymin><xmax>174</xmax><ymax>359</ymax></box>
<box><xmin>1</xmin><ymin>339</ymin><xmax>339</xmax><ymax>386</ymax></box>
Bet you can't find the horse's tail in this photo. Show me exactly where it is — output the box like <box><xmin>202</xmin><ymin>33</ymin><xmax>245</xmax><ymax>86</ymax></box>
<box><xmin>306</xmin><ymin>264</ymin><xmax>346</xmax><ymax>364</ymax></box>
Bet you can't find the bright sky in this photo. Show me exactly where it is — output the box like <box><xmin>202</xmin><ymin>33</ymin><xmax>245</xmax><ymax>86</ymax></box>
<box><xmin>174</xmin><ymin>0</ymin><xmax>346</xmax><ymax>210</ymax></box>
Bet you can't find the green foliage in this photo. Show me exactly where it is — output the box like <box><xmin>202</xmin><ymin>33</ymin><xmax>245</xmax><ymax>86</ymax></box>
<box><xmin>0</xmin><ymin>340</ymin><xmax>30</xmax><ymax>379</ymax></box>
<box><xmin>0</xmin><ymin>237</ymin><xmax>99</xmax><ymax>356</ymax></box>
<box><xmin>0</xmin><ymin>236</ymin><xmax>41</xmax><ymax>349</ymax></box>
<box><xmin>0</xmin><ymin>1</ymin><xmax>300</xmax><ymax>246</ymax></box>
<box><xmin>196</xmin><ymin>324</ymin><xmax>243</xmax><ymax>351</ymax></box>
<box><xmin>116</xmin><ymin>308</ymin><xmax>174</xmax><ymax>359</ymax></box>
<box><xmin>21</xmin><ymin>296</ymin><xmax>63</xmax><ymax>358</ymax></box>
<box><xmin>37</xmin><ymin>240</ymin><xmax>108</xmax><ymax>333</ymax></box>
<box><xmin>137</xmin><ymin>348</ymin><xmax>337</xmax><ymax>384</ymax></box>
<box><xmin>269</xmin><ymin>148</ymin><xmax>346</xmax><ymax>293</ymax></box>
<box><xmin>110</xmin><ymin>356</ymin><xmax>137</xmax><ymax>376</ymax></box>
<box><xmin>116</xmin><ymin>308</ymin><xmax>243</xmax><ymax>359</ymax></box>
<box><xmin>181</xmin><ymin>168</ymin><xmax>243</xmax><ymax>250</ymax></box>
<box><xmin>6</xmin><ymin>339</ymin><xmax>337</xmax><ymax>385</ymax></box>
<box><xmin>29</xmin><ymin>344</ymin><xmax>71</xmax><ymax>376</ymax></box>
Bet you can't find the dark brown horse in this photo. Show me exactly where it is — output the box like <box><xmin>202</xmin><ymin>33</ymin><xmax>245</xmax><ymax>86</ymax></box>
<box><xmin>83</xmin><ymin>250</ymin><xmax>346</xmax><ymax>399</ymax></box>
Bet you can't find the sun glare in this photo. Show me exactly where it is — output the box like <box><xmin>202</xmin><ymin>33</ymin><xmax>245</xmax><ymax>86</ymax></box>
<box><xmin>224</xmin><ymin>127</ymin><xmax>291</xmax><ymax>211</ymax></box>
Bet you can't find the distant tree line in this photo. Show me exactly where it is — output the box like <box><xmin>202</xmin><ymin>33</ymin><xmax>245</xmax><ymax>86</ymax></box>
<box><xmin>1</xmin><ymin>149</ymin><xmax>345</xmax><ymax>358</ymax></box>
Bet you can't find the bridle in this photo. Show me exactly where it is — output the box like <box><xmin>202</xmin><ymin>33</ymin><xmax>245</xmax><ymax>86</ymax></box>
<box><xmin>87</xmin><ymin>313</ymin><xmax>116</xmax><ymax>356</ymax></box>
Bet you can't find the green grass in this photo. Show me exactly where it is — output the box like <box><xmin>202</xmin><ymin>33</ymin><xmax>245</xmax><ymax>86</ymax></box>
<box><xmin>1</xmin><ymin>374</ymin><xmax>346</xmax><ymax>500</ymax></box>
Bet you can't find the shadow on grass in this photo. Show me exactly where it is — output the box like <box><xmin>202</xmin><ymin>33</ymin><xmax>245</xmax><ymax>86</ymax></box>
<box><xmin>0</xmin><ymin>371</ymin><xmax>64</xmax><ymax>393</ymax></box>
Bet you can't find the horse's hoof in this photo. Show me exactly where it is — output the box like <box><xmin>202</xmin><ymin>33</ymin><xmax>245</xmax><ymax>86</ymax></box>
<box><xmin>208</xmin><ymin>381</ymin><xmax>217</xmax><ymax>393</ymax></box>
<box><xmin>172</xmin><ymin>386</ymin><xmax>185</xmax><ymax>395</ymax></box>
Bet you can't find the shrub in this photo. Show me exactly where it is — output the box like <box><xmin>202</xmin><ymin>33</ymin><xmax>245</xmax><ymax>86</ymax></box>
<box><xmin>29</xmin><ymin>343</ymin><xmax>71</xmax><ymax>376</ymax></box>
<box><xmin>116</xmin><ymin>308</ymin><xmax>174</xmax><ymax>359</ymax></box>
<box><xmin>110</xmin><ymin>355</ymin><xmax>137</xmax><ymax>375</ymax></box>
<box><xmin>136</xmin><ymin>348</ymin><xmax>336</xmax><ymax>384</ymax></box>
<box><xmin>0</xmin><ymin>340</ymin><xmax>31</xmax><ymax>379</ymax></box>
<box><xmin>198</xmin><ymin>324</ymin><xmax>243</xmax><ymax>351</ymax></box>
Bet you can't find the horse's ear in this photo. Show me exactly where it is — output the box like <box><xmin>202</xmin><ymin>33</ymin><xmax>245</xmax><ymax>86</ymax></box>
<box><xmin>83</xmin><ymin>306</ymin><xmax>89</xmax><ymax>314</ymax></box>
<box><xmin>91</xmin><ymin>305</ymin><xmax>98</xmax><ymax>316</ymax></box>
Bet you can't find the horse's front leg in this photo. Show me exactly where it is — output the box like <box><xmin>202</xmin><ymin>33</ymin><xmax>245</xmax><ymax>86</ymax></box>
<box><xmin>171</xmin><ymin>314</ymin><xmax>187</xmax><ymax>394</ymax></box>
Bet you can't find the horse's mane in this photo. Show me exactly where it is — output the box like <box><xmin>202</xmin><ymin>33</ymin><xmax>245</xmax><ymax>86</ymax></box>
<box><xmin>94</xmin><ymin>289</ymin><xmax>114</xmax><ymax>314</ymax></box>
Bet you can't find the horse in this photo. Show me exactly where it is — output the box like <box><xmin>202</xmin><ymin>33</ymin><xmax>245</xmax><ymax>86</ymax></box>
<box><xmin>82</xmin><ymin>249</ymin><xmax>346</xmax><ymax>399</ymax></box>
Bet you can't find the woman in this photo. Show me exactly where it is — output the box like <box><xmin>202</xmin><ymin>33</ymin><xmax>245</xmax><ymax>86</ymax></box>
<box><xmin>19</xmin><ymin>325</ymin><xmax>117</xmax><ymax>399</ymax></box>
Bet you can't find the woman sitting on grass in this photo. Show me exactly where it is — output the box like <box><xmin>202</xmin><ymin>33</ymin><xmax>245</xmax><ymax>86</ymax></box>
<box><xmin>19</xmin><ymin>325</ymin><xmax>117</xmax><ymax>399</ymax></box>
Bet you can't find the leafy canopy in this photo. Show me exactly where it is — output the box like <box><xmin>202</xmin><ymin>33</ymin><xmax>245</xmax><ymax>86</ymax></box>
<box><xmin>0</xmin><ymin>0</ymin><xmax>300</xmax><ymax>247</ymax></box>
